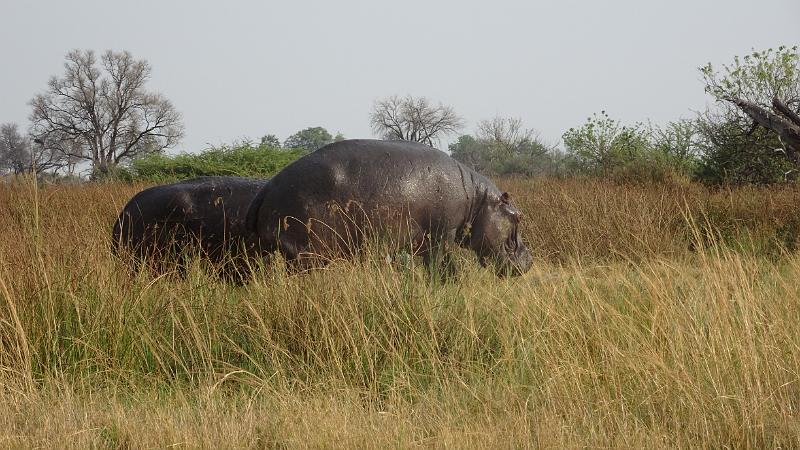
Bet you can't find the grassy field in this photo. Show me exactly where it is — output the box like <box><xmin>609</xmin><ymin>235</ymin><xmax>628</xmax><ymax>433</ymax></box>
<box><xmin>2</xmin><ymin>177</ymin><xmax>800</xmax><ymax>448</ymax></box>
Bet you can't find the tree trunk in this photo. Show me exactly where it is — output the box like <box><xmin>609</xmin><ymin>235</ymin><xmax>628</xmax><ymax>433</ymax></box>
<box><xmin>727</xmin><ymin>96</ymin><xmax>800</xmax><ymax>157</ymax></box>
<box><xmin>92</xmin><ymin>158</ymin><xmax>112</xmax><ymax>180</ymax></box>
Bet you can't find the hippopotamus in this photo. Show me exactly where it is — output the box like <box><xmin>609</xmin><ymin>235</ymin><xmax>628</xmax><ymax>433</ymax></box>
<box><xmin>246</xmin><ymin>139</ymin><xmax>533</xmax><ymax>276</ymax></box>
<box><xmin>112</xmin><ymin>176</ymin><xmax>269</xmax><ymax>280</ymax></box>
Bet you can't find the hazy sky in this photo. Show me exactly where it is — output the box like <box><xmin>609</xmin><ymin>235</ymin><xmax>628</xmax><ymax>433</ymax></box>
<box><xmin>2</xmin><ymin>0</ymin><xmax>798</xmax><ymax>153</ymax></box>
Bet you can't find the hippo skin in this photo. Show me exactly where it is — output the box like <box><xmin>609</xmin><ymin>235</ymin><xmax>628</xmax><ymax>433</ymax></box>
<box><xmin>112</xmin><ymin>176</ymin><xmax>268</xmax><ymax>280</ymax></box>
<box><xmin>246</xmin><ymin>139</ymin><xmax>533</xmax><ymax>276</ymax></box>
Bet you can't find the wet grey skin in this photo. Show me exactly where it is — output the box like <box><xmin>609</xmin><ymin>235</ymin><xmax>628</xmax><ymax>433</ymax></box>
<box><xmin>246</xmin><ymin>139</ymin><xmax>533</xmax><ymax>277</ymax></box>
<box><xmin>112</xmin><ymin>176</ymin><xmax>269</xmax><ymax>282</ymax></box>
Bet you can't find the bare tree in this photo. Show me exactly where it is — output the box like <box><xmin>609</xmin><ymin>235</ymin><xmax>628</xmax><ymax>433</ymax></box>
<box><xmin>0</xmin><ymin>123</ymin><xmax>28</xmax><ymax>174</ymax></box>
<box><xmin>477</xmin><ymin>117</ymin><xmax>543</xmax><ymax>155</ymax></box>
<box><xmin>477</xmin><ymin>116</ymin><xmax>553</xmax><ymax>165</ymax></box>
<box><xmin>369</xmin><ymin>95</ymin><xmax>463</xmax><ymax>147</ymax></box>
<box><xmin>29</xmin><ymin>49</ymin><xmax>184</xmax><ymax>177</ymax></box>
<box><xmin>0</xmin><ymin>123</ymin><xmax>66</xmax><ymax>174</ymax></box>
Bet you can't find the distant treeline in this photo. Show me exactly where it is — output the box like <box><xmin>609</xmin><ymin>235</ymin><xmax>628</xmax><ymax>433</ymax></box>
<box><xmin>2</xmin><ymin>46</ymin><xmax>797</xmax><ymax>185</ymax></box>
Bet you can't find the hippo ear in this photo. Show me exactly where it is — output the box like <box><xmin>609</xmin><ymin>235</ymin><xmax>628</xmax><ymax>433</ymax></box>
<box><xmin>500</xmin><ymin>192</ymin><xmax>510</xmax><ymax>204</ymax></box>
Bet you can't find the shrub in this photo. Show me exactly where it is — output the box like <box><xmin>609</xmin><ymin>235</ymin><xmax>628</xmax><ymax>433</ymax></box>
<box><xmin>127</xmin><ymin>143</ymin><xmax>304</xmax><ymax>182</ymax></box>
<box><xmin>562</xmin><ymin>113</ymin><xmax>700</xmax><ymax>183</ymax></box>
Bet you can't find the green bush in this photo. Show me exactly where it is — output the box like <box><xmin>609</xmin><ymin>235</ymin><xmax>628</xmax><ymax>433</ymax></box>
<box><xmin>449</xmin><ymin>131</ymin><xmax>563</xmax><ymax>177</ymax></box>
<box><xmin>126</xmin><ymin>143</ymin><xmax>304</xmax><ymax>182</ymax></box>
<box><xmin>694</xmin><ymin>116</ymin><xmax>791</xmax><ymax>185</ymax></box>
<box><xmin>562</xmin><ymin>113</ymin><xmax>700</xmax><ymax>183</ymax></box>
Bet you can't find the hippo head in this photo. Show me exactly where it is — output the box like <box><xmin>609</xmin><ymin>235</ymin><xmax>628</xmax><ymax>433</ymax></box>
<box><xmin>469</xmin><ymin>192</ymin><xmax>533</xmax><ymax>276</ymax></box>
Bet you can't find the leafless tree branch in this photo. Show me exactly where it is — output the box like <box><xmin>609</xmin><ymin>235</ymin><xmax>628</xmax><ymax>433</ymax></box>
<box><xmin>29</xmin><ymin>49</ymin><xmax>184</xmax><ymax>177</ymax></box>
<box><xmin>369</xmin><ymin>95</ymin><xmax>463</xmax><ymax>148</ymax></box>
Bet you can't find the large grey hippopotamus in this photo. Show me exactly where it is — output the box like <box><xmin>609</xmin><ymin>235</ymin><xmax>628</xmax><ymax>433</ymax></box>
<box><xmin>246</xmin><ymin>139</ymin><xmax>533</xmax><ymax>276</ymax></box>
<box><xmin>112</xmin><ymin>176</ymin><xmax>268</xmax><ymax>280</ymax></box>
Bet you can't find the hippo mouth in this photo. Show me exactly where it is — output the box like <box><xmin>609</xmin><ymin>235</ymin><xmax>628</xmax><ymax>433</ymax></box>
<box><xmin>505</xmin><ymin>246</ymin><xmax>533</xmax><ymax>276</ymax></box>
<box><xmin>506</xmin><ymin>224</ymin><xmax>519</xmax><ymax>253</ymax></box>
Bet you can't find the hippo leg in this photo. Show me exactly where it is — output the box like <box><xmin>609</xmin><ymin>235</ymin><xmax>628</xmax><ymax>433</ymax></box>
<box><xmin>217</xmin><ymin>244</ymin><xmax>263</xmax><ymax>284</ymax></box>
<box><xmin>420</xmin><ymin>235</ymin><xmax>458</xmax><ymax>281</ymax></box>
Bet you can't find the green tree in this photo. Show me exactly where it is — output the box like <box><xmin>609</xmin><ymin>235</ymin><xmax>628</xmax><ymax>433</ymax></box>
<box><xmin>260</xmin><ymin>134</ymin><xmax>282</xmax><ymax>148</ymax></box>
<box><xmin>449</xmin><ymin>135</ymin><xmax>489</xmax><ymax>172</ymax></box>
<box><xmin>450</xmin><ymin>117</ymin><xmax>558</xmax><ymax>176</ymax></box>
<box><xmin>283</xmin><ymin>127</ymin><xmax>337</xmax><ymax>153</ymax></box>
<box><xmin>649</xmin><ymin>119</ymin><xmax>702</xmax><ymax>177</ymax></box>
<box><xmin>701</xmin><ymin>46</ymin><xmax>799</xmax><ymax>109</ymax></box>
<box><xmin>697</xmin><ymin>45</ymin><xmax>800</xmax><ymax>184</ymax></box>
<box><xmin>562</xmin><ymin>111</ymin><xmax>651</xmax><ymax>175</ymax></box>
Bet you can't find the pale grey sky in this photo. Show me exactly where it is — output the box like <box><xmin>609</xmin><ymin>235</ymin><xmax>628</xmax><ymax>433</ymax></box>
<box><xmin>1</xmin><ymin>0</ymin><xmax>798</xmax><ymax>153</ymax></box>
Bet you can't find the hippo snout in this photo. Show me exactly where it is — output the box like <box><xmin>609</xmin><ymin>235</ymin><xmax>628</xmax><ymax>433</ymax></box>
<box><xmin>513</xmin><ymin>246</ymin><xmax>533</xmax><ymax>275</ymax></box>
<box><xmin>494</xmin><ymin>244</ymin><xmax>533</xmax><ymax>277</ymax></box>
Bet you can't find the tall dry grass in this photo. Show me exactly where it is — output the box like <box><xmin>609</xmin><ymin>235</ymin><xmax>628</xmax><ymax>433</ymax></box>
<box><xmin>1</xmin><ymin>177</ymin><xmax>800</xmax><ymax>447</ymax></box>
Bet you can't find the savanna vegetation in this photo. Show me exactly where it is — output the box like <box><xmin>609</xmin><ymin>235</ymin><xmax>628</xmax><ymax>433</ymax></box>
<box><xmin>2</xmin><ymin>43</ymin><xmax>800</xmax><ymax>447</ymax></box>
<box><xmin>3</xmin><ymin>176</ymin><xmax>800</xmax><ymax>447</ymax></box>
